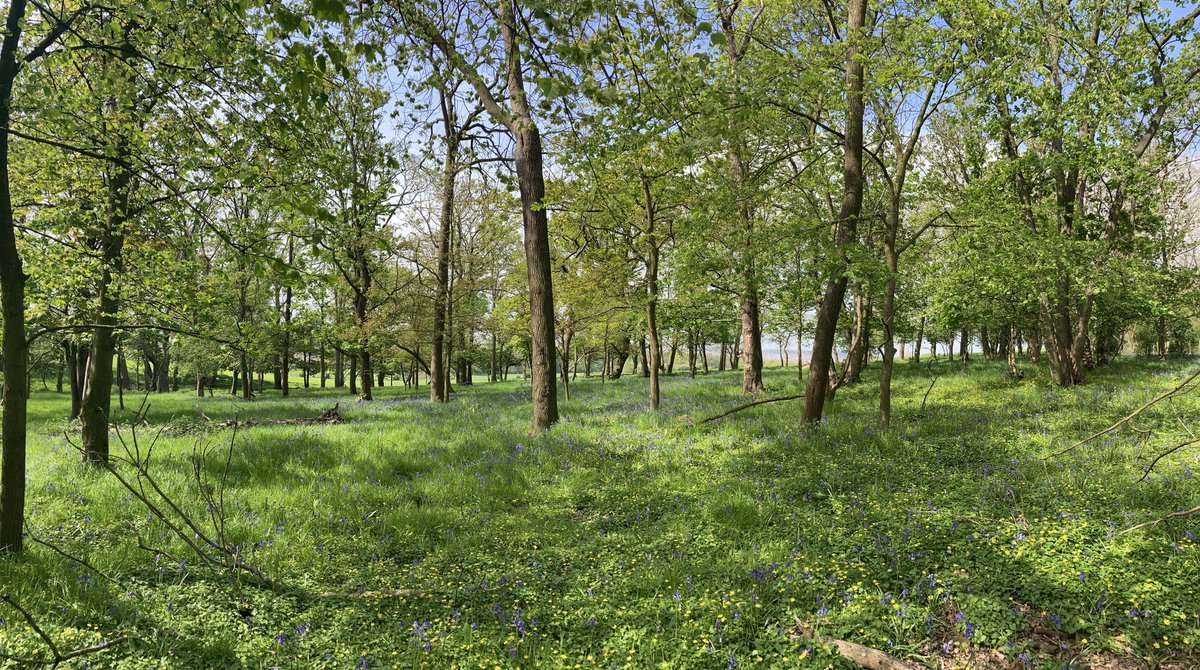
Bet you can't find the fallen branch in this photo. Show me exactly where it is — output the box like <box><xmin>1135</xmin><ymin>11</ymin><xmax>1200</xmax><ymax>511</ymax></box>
<box><xmin>0</xmin><ymin>594</ymin><xmax>127</xmax><ymax>667</ymax></box>
<box><xmin>791</xmin><ymin>617</ymin><xmax>919</xmax><ymax>670</ymax></box>
<box><xmin>23</xmin><ymin>521</ymin><xmax>122</xmax><ymax>588</ymax></box>
<box><xmin>198</xmin><ymin>404</ymin><xmax>344</xmax><ymax>428</ymax></box>
<box><xmin>699</xmin><ymin>394</ymin><xmax>804</xmax><ymax>425</ymax></box>
<box><xmin>1120</xmin><ymin>504</ymin><xmax>1200</xmax><ymax>535</ymax></box>
<box><xmin>1044</xmin><ymin>366</ymin><xmax>1200</xmax><ymax>460</ymax></box>
<box><xmin>311</xmin><ymin>588</ymin><xmax>426</xmax><ymax>599</ymax></box>
<box><xmin>1138</xmin><ymin>436</ymin><xmax>1200</xmax><ymax>483</ymax></box>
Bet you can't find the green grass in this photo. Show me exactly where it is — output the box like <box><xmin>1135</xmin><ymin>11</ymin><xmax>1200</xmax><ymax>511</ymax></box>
<box><xmin>3</xmin><ymin>358</ymin><xmax>1200</xmax><ymax>669</ymax></box>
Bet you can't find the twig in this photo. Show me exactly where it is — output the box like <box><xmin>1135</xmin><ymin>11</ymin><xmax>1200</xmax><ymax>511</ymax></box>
<box><xmin>919</xmin><ymin>360</ymin><xmax>938</xmax><ymax>417</ymax></box>
<box><xmin>1138</xmin><ymin>437</ymin><xmax>1200</xmax><ymax>483</ymax></box>
<box><xmin>23</xmin><ymin>521</ymin><xmax>122</xmax><ymax>588</ymax></box>
<box><xmin>698</xmin><ymin>394</ymin><xmax>804</xmax><ymax>425</ymax></box>
<box><xmin>0</xmin><ymin>594</ymin><xmax>59</xmax><ymax>659</ymax></box>
<box><xmin>1120</xmin><ymin>504</ymin><xmax>1200</xmax><ymax>535</ymax></box>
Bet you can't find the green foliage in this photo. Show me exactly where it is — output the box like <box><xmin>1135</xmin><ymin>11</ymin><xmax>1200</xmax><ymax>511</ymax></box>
<box><xmin>5</xmin><ymin>361</ymin><xmax>1200</xmax><ymax>668</ymax></box>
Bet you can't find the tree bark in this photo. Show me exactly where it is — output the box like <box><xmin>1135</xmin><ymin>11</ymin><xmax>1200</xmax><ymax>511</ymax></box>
<box><xmin>845</xmin><ymin>288</ymin><xmax>869</xmax><ymax>385</ymax></box>
<box><xmin>81</xmin><ymin>129</ymin><xmax>133</xmax><ymax>466</ymax></box>
<box><xmin>913</xmin><ymin>316</ymin><xmax>925</xmax><ymax>365</ymax></box>
<box><xmin>0</xmin><ymin>0</ymin><xmax>30</xmax><ymax>553</ymax></box>
<box><xmin>281</xmin><ymin>237</ymin><xmax>294</xmax><ymax>397</ymax></box>
<box><xmin>717</xmin><ymin>0</ymin><xmax>765</xmax><ymax>395</ymax></box>
<box><xmin>803</xmin><ymin>0</ymin><xmax>866</xmax><ymax>425</ymax></box>
<box><xmin>642</xmin><ymin>173</ymin><xmax>661</xmax><ymax>411</ymax></box>
<box><xmin>501</xmin><ymin>0</ymin><xmax>558</xmax><ymax>433</ymax></box>
<box><xmin>430</xmin><ymin>88</ymin><xmax>458</xmax><ymax>404</ymax></box>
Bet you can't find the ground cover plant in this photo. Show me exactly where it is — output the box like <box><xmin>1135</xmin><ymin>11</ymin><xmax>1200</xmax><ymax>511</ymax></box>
<box><xmin>3</xmin><ymin>358</ymin><xmax>1199</xmax><ymax>669</ymax></box>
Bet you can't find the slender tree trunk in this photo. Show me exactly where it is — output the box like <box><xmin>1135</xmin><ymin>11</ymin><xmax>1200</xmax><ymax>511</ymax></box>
<box><xmin>116</xmin><ymin>349</ymin><xmax>129</xmax><ymax>390</ymax></box>
<box><xmin>803</xmin><ymin>0</ymin><xmax>866</xmax><ymax>425</ymax></box>
<box><xmin>81</xmin><ymin>130</ymin><xmax>133</xmax><ymax>466</ymax></box>
<box><xmin>717</xmin><ymin>0</ymin><xmax>764</xmax><ymax>395</ymax></box>
<box><xmin>560</xmin><ymin>329</ymin><xmax>572</xmax><ymax>402</ymax></box>
<box><xmin>913</xmin><ymin>316</ymin><xmax>925</xmax><ymax>364</ymax></box>
<box><xmin>879</xmin><ymin>207</ymin><xmax>900</xmax><ymax>429</ymax></box>
<box><xmin>845</xmin><ymin>288</ymin><xmax>869</xmax><ymax>385</ymax></box>
<box><xmin>240</xmin><ymin>352</ymin><xmax>252</xmax><ymax>399</ymax></box>
<box><xmin>500</xmin><ymin>5</ymin><xmax>558</xmax><ymax>433</ymax></box>
<box><xmin>282</xmin><ymin>237</ymin><xmax>294</xmax><ymax>397</ymax></box>
<box><xmin>431</xmin><ymin>98</ymin><xmax>458</xmax><ymax>404</ymax></box>
<box><xmin>1007</xmin><ymin>324</ymin><xmax>1020</xmax><ymax>377</ymax></box>
<box><xmin>0</xmin><ymin>0</ymin><xmax>30</xmax><ymax>552</ymax></box>
<box><xmin>334</xmin><ymin>348</ymin><xmax>344</xmax><ymax>388</ymax></box>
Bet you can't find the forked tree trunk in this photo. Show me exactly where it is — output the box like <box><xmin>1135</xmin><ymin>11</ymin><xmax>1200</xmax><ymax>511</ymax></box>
<box><xmin>803</xmin><ymin>0</ymin><xmax>866</xmax><ymax>425</ymax></box>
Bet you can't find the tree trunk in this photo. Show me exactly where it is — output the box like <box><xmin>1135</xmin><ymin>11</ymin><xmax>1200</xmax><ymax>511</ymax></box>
<box><xmin>349</xmin><ymin>355</ymin><xmax>358</xmax><ymax>395</ymax></box>
<box><xmin>0</xmin><ymin>0</ymin><xmax>30</xmax><ymax>552</ymax></box>
<box><xmin>81</xmin><ymin>130</ymin><xmax>133</xmax><ymax>466</ymax></box>
<box><xmin>504</xmin><ymin>18</ymin><xmax>558</xmax><ymax>432</ymax></box>
<box><xmin>845</xmin><ymin>288</ymin><xmax>869</xmax><ymax>385</ymax></box>
<box><xmin>641</xmin><ymin>173</ymin><xmax>661</xmax><ymax>410</ymax></box>
<box><xmin>913</xmin><ymin>316</ymin><xmax>925</xmax><ymax>364</ymax></box>
<box><xmin>803</xmin><ymin>0</ymin><xmax>866</xmax><ymax>425</ymax></box>
<box><xmin>240</xmin><ymin>352</ymin><xmax>252</xmax><ymax>399</ymax></box>
<box><xmin>879</xmin><ymin>204</ymin><xmax>900</xmax><ymax>429</ymax></box>
<box><xmin>959</xmin><ymin>328</ymin><xmax>969</xmax><ymax>362</ymax></box>
<box><xmin>1157</xmin><ymin>314</ymin><xmax>1167</xmax><ymax>361</ymax></box>
<box><xmin>1007</xmin><ymin>324</ymin><xmax>1020</xmax><ymax>377</ymax></box>
<box><xmin>157</xmin><ymin>339</ymin><xmax>170</xmax><ymax>393</ymax></box>
<box><xmin>560</xmin><ymin>329</ymin><xmax>572</xmax><ymax>402</ymax></box>
<box><xmin>282</xmin><ymin>237</ymin><xmax>294</xmax><ymax>397</ymax></box>
<box><xmin>431</xmin><ymin>96</ymin><xmax>458</xmax><ymax>404</ymax></box>
<box><xmin>334</xmin><ymin>348</ymin><xmax>344</xmax><ymax>388</ymax></box>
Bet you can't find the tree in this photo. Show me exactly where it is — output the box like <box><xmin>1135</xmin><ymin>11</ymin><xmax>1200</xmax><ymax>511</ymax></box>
<box><xmin>803</xmin><ymin>0</ymin><xmax>868</xmax><ymax>425</ymax></box>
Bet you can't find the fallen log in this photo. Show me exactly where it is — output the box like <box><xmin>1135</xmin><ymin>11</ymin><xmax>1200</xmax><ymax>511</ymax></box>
<box><xmin>792</xmin><ymin>617</ymin><xmax>920</xmax><ymax>670</ymax></box>
<box><xmin>197</xmin><ymin>403</ymin><xmax>345</xmax><ymax>427</ymax></box>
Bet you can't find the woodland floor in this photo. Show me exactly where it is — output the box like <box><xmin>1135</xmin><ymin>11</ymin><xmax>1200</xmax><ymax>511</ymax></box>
<box><xmin>3</xmin><ymin>357</ymin><xmax>1200</xmax><ymax>669</ymax></box>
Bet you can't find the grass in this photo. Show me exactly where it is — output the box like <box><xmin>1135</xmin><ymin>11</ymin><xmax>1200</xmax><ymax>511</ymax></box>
<box><xmin>2</xmin><ymin>357</ymin><xmax>1200</xmax><ymax>669</ymax></box>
